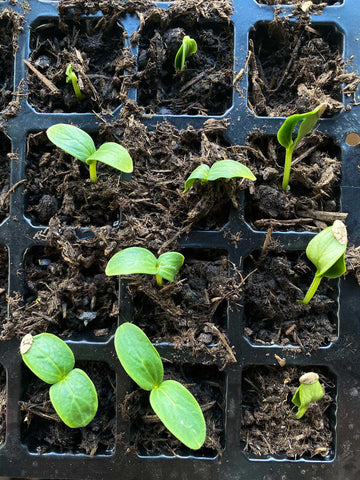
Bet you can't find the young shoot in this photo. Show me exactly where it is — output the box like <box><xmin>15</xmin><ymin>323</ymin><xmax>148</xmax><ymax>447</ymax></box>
<box><xmin>299</xmin><ymin>220</ymin><xmax>347</xmax><ymax>305</ymax></box>
<box><xmin>114</xmin><ymin>322</ymin><xmax>206</xmax><ymax>450</ymax></box>
<box><xmin>183</xmin><ymin>159</ymin><xmax>256</xmax><ymax>193</ymax></box>
<box><xmin>66</xmin><ymin>64</ymin><xmax>85</xmax><ymax>101</ymax></box>
<box><xmin>292</xmin><ymin>372</ymin><xmax>324</xmax><ymax>419</ymax></box>
<box><xmin>105</xmin><ymin>246</ymin><xmax>184</xmax><ymax>287</ymax></box>
<box><xmin>174</xmin><ymin>35</ymin><xmax>197</xmax><ymax>71</ymax></box>
<box><xmin>47</xmin><ymin>123</ymin><xmax>133</xmax><ymax>183</ymax></box>
<box><xmin>20</xmin><ymin>333</ymin><xmax>98</xmax><ymax>428</ymax></box>
<box><xmin>277</xmin><ymin>103</ymin><xmax>327</xmax><ymax>191</ymax></box>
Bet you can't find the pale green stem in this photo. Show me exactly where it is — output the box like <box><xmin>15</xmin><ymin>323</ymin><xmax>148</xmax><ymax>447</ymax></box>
<box><xmin>89</xmin><ymin>161</ymin><xmax>98</xmax><ymax>183</ymax></box>
<box><xmin>298</xmin><ymin>275</ymin><xmax>322</xmax><ymax>305</ymax></box>
<box><xmin>71</xmin><ymin>77</ymin><xmax>85</xmax><ymax>100</ymax></box>
<box><xmin>156</xmin><ymin>274</ymin><xmax>163</xmax><ymax>287</ymax></box>
<box><xmin>282</xmin><ymin>147</ymin><xmax>293</xmax><ymax>191</ymax></box>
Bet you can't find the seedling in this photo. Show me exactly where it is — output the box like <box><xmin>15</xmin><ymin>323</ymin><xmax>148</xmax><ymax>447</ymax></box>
<box><xmin>114</xmin><ymin>322</ymin><xmax>206</xmax><ymax>449</ymax></box>
<box><xmin>20</xmin><ymin>333</ymin><xmax>98</xmax><ymax>428</ymax></box>
<box><xmin>184</xmin><ymin>159</ymin><xmax>256</xmax><ymax>193</ymax></box>
<box><xmin>66</xmin><ymin>64</ymin><xmax>85</xmax><ymax>101</ymax></box>
<box><xmin>277</xmin><ymin>103</ymin><xmax>327</xmax><ymax>191</ymax></box>
<box><xmin>46</xmin><ymin>123</ymin><xmax>133</xmax><ymax>183</ymax></box>
<box><xmin>174</xmin><ymin>35</ymin><xmax>197</xmax><ymax>71</ymax></box>
<box><xmin>292</xmin><ymin>372</ymin><xmax>324</xmax><ymax>419</ymax></box>
<box><xmin>299</xmin><ymin>220</ymin><xmax>347</xmax><ymax>304</ymax></box>
<box><xmin>105</xmin><ymin>246</ymin><xmax>184</xmax><ymax>286</ymax></box>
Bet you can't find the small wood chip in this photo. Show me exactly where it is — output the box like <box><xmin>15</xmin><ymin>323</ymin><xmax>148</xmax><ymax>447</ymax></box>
<box><xmin>285</xmin><ymin>324</ymin><xmax>296</xmax><ymax>335</ymax></box>
<box><xmin>23</xmin><ymin>59</ymin><xmax>60</xmax><ymax>94</ymax></box>
<box><xmin>274</xmin><ymin>354</ymin><xmax>286</xmax><ymax>367</ymax></box>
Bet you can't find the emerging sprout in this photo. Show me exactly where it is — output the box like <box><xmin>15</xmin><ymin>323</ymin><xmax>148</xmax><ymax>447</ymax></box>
<box><xmin>66</xmin><ymin>64</ymin><xmax>85</xmax><ymax>100</ymax></box>
<box><xmin>105</xmin><ymin>246</ymin><xmax>184</xmax><ymax>287</ymax></box>
<box><xmin>277</xmin><ymin>103</ymin><xmax>327</xmax><ymax>191</ymax></box>
<box><xmin>115</xmin><ymin>322</ymin><xmax>206</xmax><ymax>449</ymax></box>
<box><xmin>20</xmin><ymin>333</ymin><xmax>98</xmax><ymax>428</ymax></box>
<box><xmin>299</xmin><ymin>220</ymin><xmax>347</xmax><ymax>304</ymax></box>
<box><xmin>183</xmin><ymin>159</ymin><xmax>256</xmax><ymax>193</ymax></box>
<box><xmin>174</xmin><ymin>35</ymin><xmax>197</xmax><ymax>71</ymax></box>
<box><xmin>47</xmin><ymin>123</ymin><xmax>133</xmax><ymax>183</ymax></box>
<box><xmin>292</xmin><ymin>372</ymin><xmax>324</xmax><ymax>419</ymax></box>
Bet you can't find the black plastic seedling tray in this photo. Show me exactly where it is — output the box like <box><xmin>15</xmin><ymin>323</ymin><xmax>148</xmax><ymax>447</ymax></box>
<box><xmin>0</xmin><ymin>0</ymin><xmax>360</xmax><ymax>479</ymax></box>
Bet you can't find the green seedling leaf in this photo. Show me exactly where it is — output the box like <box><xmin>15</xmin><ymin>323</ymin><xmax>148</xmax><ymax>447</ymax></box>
<box><xmin>292</xmin><ymin>372</ymin><xmax>324</xmax><ymax>419</ymax></box>
<box><xmin>114</xmin><ymin>323</ymin><xmax>163</xmax><ymax>391</ymax></box>
<box><xmin>156</xmin><ymin>252</ymin><xmax>185</xmax><ymax>283</ymax></box>
<box><xmin>20</xmin><ymin>333</ymin><xmax>75</xmax><ymax>384</ymax></box>
<box><xmin>47</xmin><ymin>124</ymin><xmax>95</xmax><ymax>162</ymax></box>
<box><xmin>184</xmin><ymin>164</ymin><xmax>210</xmax><ymax>193</ymax></box>
<box><xmin>65</xmin><ymin>64</ymin><xmax>85</xmax><ymax>101</ymax></box>
<box><xmin>277</xmin><ymin>103</ymin><xmax>327</xmax><ymax>191</ymax></box>
<box><xmin>299</xmin><ymin>220</ymin><xmax>347</xmax><ymax>304</ymax></box>
<box><xmin>49</xmin><ymin>368</ymin><xmax>98</xmax><ymax>428</ymax></box>
<box><xmin>113</xmin><ymin>324</ymin><xmax>206</xmax><ymax>449</ymax></box>
<box><xmin>86</xmin><ymin>142</ymin><xmax>133</xmax><ymax>173</ymax></box>
<box><xmin>174</xmin><ymin>35</ymin><xmax>197</xmax><ymax>71</ymax></box>
<box><xmin>184</xmin><ymin>160</ymin><xmax>256</xmax><ymax>192</ymax></box>
<box><xmin>150</xmin><ymin>380</ymin><xmax>206</xmax><ymax>450</ymax></box>
<box><xmin>105</xmin><ymin>247</ymin><xmax>158</xmax><ymax>277</ymax></box>
<box><xmin>106</xmin><ymin>247</ymin><xmax>184</xmax><ymax>286</ymax></box>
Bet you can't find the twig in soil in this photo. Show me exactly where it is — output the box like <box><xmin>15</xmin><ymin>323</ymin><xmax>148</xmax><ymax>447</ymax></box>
<box><xmin>267</xmin><ymin>36</ymin><xmax>302</xmax><ymax>93</ymax></box>
<box><xmin>260</xmin><ymin>227</ymin><xmax>273</xmax><ymax>257</ymax></box>
<box><xmin>205</xmin><ymin>323</ymin><xmax>236</xmax><ymax>364</ymax></box>
<box><xmin>0</xmin><ymin>179</ymin><xmax>26</xmax><ymax>205</ymax></box>
<box><xmin>298</xmin><ymin>210</ymin><xmax>348</xmax><ymax>222</ymax></box>
<box><xmin>23</xmin><ymin>59</ymin><xmax>60</xmax><ymax>94</ymax></box>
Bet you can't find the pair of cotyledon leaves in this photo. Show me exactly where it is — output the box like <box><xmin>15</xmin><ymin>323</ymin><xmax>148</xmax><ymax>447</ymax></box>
<box><xmin>21</xmin><ymin>323</ymin><xmax>206</xmax><ymax>450</ymax></box>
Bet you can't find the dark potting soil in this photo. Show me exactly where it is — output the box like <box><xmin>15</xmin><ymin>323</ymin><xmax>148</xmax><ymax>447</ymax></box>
<box><xmin>0</xmin><ymin>9</ymin><xmax>22</xmax><ymax>114</ymax></box>
<box><xmin>25</xmin><ymin>115</ymin><xmax>253</xmax><ymax>236</ymax></box>
<box><xmin>243</xmin><ymin>250</ymin><xmax>338</xmax><ymax>351</ymax></box>
<box><xmin>136</xmin><ymin>9</ymin><xmax>233</xmax><ymax>115</ymax></box>
<box><xmin>256</xmin><ymin>0</ymin><xmax>341</xmax><ymax>5</ymax></box>
<box><xmin>20</xmin><ymin>361</ymin><xmax>116</xmax><ymax>455</ymax></box>
<box><xmin>27</xmin><ymin>16</ymin><xmax>135</xmax><ymax>113</ymax></box>
<box><xmin>0</xmin><ymin>132</ymin><xmax>11</xmax><ymax>224</ymax></box>
<box><xmin>125</xmin><ymin>249</ymin><xmax>240</xmax><ymax>367</ymax></box>
<box><xmin>0</xmin><ymin>245</ymin><xmax>8</xmax><ymax>330</ymax></box>
<box><xmin>2</xmin><ymin>240</ymin><xmax>118</xmax><ymax>340</ymax></box>
<box><xmin>241</xmin><ymin>366</ymin><xmax>336</xmax><ymax>459</ymax></box>
<box><xmin>0</xmin><ymin>365</ymin><xmax>5</xmax><ymax>446</ymax></box>
<box><xmin>248</xmin><ymin>17</ymin><xmax>357</xmax><ymax>117</ymax></box>
<box><xmin>244</xmin><ymin>133</ymin><xmax>343</xmax><ymax>232</ymax></box>
<box><xmin>123</xmin><ymin>364</ymin><xmax>224</xmax><ymax>457</ymax></box>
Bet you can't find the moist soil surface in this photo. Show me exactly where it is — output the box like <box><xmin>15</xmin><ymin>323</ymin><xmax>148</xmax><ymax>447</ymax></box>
<box><xmin>1</xmin><ymin>239</ymin><xmax>118</xmax><ymax>340</ymax></box>
<box><xmin>244</xmin><ymin>250</ymin><xmax>338</xmax><ymax>351</ymax></box>
<box><xmin>241</xmin><ymin>365</ymin><xmax>335</xmax><ymax>459</ymax></box>
<box><xmin>123</xmin><ymin>364</ymin><xmax>224</xmax><ymax>457</ymax></box>
<box><xmin>28</xmin><ymin>17</ymin><xmax>134</xmax><ymax>113</ymax></box>
<box><xmin>0</xmin><ymin>9</ymin><xmax>22</xmax><ymax>113</ymax></box>
<box><xmin>25</xmin><ymin>115</ymin><xmax>252</xmax><ymax>232</ymax></box>
<box><xmin>20</xmin><ymin>361</ymin><xmax>116</xmax><ymax>455</ymax></box>
<box><xmin>0</xmin><ymin>365</ymin><xmax>5</xmax><ymax>446</ymax></box>
<box><xmin>0</xmin><ymin>132</ymin><xmax>12</xmax><ymax>224</ymax></box>
<box><xmin>244</xmin><ymin>133</ymin><xmax>343</xmax><ymax>232</ymax></box>
<box><xmin>248</xmin><ymin>16</ymin><xmax>354</xmax><ymax>117</ymax></box>
<box><xmin>136</xmin><ymin>9</ymin><xmax>233</xmax><ymax>115</ymax></box>
<box><xmin>124</xmin><ymin>249</ymin><xmax>240</xmax><ymax>366</ymax></box>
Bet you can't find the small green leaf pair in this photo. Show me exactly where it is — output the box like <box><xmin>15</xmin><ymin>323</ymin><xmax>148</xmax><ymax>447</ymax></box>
<box><xmin>105</xmin><ymin>247</ymin><xmax>184</xmax><ymax>286</ymax></box>
<box><xmin>184</xmin><ymin>160</ymin><xmax>256</xmax><ymax>193</ymax></box>
<box><xmin>300</xmin><ymin>220</ymin><xmax>347</xmax><ymax>304</ymax></box>
<box><xmin>292</xmin><ymin>372</ymin><xmax>324</xmax><ymax>419</ymax></box>
<box><xmin>20</xmin><ymin>333</ymin><xmax>98</xmax><ymax>428</ymax></box>
<box><xmin>277</xmin><ymin>103</ymin><xmax>327</xmax><ymax>191</ymax></box>
<box><xmin>115</xmin><ymin>323</ymin><xmax>206</xmax><ymax>450</ymax></box>
<box><xmin>174</xmin><ymin>35</ymin><xmax>197</xmax><ymax>71</ymax></box>
<box><xmin>47</xmin><ymin>124</ymin><xmax>133</xmax><ymax>183</ymax></box>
